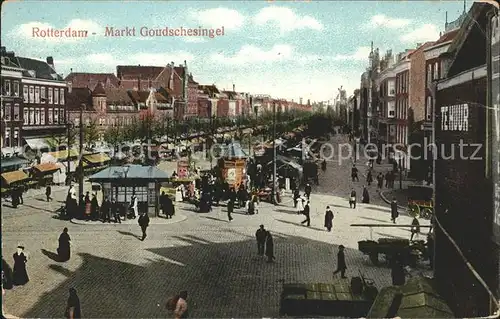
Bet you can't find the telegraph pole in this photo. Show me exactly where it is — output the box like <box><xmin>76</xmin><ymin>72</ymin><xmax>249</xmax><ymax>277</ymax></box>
<box><xmin>272</xmin><ymin>102</ymin><xmax>277</xmax><ymax>205</ymax></box>
<box><xmin>78</xmin><ymin>103</ymin><xmax>85</xmax><ymax>200</ymax></box>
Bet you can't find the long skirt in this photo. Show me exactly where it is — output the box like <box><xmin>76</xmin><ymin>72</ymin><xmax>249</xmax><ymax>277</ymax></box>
<box><xmin>58</xmin><ymin>245</ymin><xmax>71</xmax><ymax>262</ymax></box>
<box><xmin>85</xmin><ymin>203</ymin><xmax>91</xmax><ymax>216</ymax></box>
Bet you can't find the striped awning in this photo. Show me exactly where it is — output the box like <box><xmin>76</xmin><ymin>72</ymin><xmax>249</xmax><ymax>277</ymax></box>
<box><xmin>83</xmin><ymin>153</ymin><xmax>111</xmax><ymax>164</ymax></box>
<box><xmin>33</xmin><ymin>162</ymin><xmax>60</xmax><ymax>173</ymax></box>
<box><xmin>1</xmin><ymin>170</ymin><xmax>30</xmax><ymax>185</ymax></box>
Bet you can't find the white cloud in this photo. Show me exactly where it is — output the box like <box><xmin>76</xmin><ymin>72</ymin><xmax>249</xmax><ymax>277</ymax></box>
<box><xmin>400</xmin><ymin>24</ymin><xmax>440</xmax><ymax>43</ymax></box>
<box><xmin>190</xmin><ymin>8</ymin><xmax>244</xmax><ymax>30</ymax></box>
<box><xmin>129</xmin><ymin>52</ymin><xmax>195</xmax><ymax>65</ymax></box>
<box><xmin>254</xmin><ymin>6</ymin><xmax>323</xmax><ymax>33</ymax></box>
<box><xmin>365</xmin><ymin>14</ymin><xmax>411</xmax><ymax>29</ymax></box>
<box><xmin>182</xmin><ymin>37</ymin><xmax>207</xmax><ymax>43</ymax></box>
<box><xmin>333</xmin><ymin>47</ymin><xmax>371</xmax><ymax>61</ymax></box>
<box><xmin>211</xmin><ymin>44</ymin><xmax>294</xmax><ymax>65</ymax></box>
<box><xmin>12</xmin><ymin>19</ymin><xmax>101</xmax><ymax>43</ymax></box>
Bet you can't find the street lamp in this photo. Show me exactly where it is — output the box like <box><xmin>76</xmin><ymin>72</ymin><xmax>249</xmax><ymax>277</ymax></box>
<box><xmin>272</xmin><ymin>102</ymin><xmax>277</xmax><ymax>205</ymax></box>
<box><xmin>77</xmin><ymin>103</ymin><xmax>85</xmax><ymax>200</ymax></box>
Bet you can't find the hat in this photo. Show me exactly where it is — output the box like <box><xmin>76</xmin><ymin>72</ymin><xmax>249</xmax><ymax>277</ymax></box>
<box><xmin>326</xmin><ymin>206</ymin><xmax>330</xmax><ymax>209</ymax></box>
<box><xmin>339</xmin><ymin>245</ymin><xmax>345</xmax><ymax>249</ymax></box>
<box><xmin>17</xmin><ymin>245</ymin><xmax>24</xmax><ymax>250</ymax></box>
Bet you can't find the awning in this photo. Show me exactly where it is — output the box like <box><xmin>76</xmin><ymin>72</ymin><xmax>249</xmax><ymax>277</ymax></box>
<box><xmin>47</xmin><ymin>149</ymin><xmax>80</xmax><ymax>160</ymax></box>
<box><xmin>1</xmin><ymin>170</ymin><xmax>30</xmax><ymax>185</ymax></box>
<box><xmin>25</xmin><ymin>138</ymin><xmax>50</xmax><ymax>150</ymax></box>
<box><xmin>83</xmin><ymin>153</ymin><xmax>111</xmax><ymax>164</ymax></box>
<box><xmin>33</xmin><ymin>162</ymin><xmax>60</xmax><ymax>174</ymax></box>
<box><xmin>0</xmin><ymin>157</ymin><xmax>30</xmax><ymax>169</ymax></box>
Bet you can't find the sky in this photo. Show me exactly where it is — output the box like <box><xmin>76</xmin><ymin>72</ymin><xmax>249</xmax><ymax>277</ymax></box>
<box><xmin>1</xmin><ymin>0</ymin><xmax>472</xmax><ymax>103</ymax></box>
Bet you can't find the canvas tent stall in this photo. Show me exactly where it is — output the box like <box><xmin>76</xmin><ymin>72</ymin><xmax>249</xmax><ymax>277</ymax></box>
<box><xmin>1</xmin><ymin>170</ymin><xmax>30</xmax><ymax>188</ymax></box>
<box><xmin>31</xmin><ymin>162</ymin><xmax>61</xmax><ymax>186</ymax></box>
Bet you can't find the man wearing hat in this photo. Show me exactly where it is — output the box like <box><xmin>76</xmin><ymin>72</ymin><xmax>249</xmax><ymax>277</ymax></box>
<box><xmin>255</xmin><ymin>225</ymin><xmax>267</xmax><ymax>256</ymax></box>
<box><xmin>333</xmin><ymin>245</ymin><xmax>347</xmax><ymax>279</ymax></box>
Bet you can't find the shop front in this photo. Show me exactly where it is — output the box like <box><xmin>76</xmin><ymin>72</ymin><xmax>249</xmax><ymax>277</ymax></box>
<box><xmin>88</xmin><ymin>165</ymin><xmax>170</xmax><ymax>217</ymax></box>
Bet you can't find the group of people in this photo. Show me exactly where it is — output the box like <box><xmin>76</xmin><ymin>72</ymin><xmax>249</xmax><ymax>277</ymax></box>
<box><xmin>8</xmin><ymin>186</ymin><xmax>25</xmax><ymax>208</ymax></box>
<box><xmin>255</xmin><ymin>225</ymin><xmax>275</xmax><ymax>263</ymax></box>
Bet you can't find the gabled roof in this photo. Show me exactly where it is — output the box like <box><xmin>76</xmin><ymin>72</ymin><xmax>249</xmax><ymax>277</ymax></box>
<box><xmin>155</xmin><ymin>92</ymin><xmax>169</xmax><ymax>102</ymax></box>
<box><xmin>221</xmin><ymin>91</ymin><xmax>237</xmax><ymax>99</ymax></box>
<box><xmin>64</xmin><ymin>72</ymin><xmax>120</xmax><ymax>89</ymax></box>
<box><xmin>129</xmin><ymin>90</ymin><xmax>150</xmax><ymax>103</ymax></box>
<box><xmin>92</xmin><ymin>81</ymin><xmax>106</xmax><ymax>96</ymax></box>
<box><xmin>66</xmin><ymin>87</ymin><xmax>94</xmax><ymax>111</ymax></box>
<box><xmin>174</xmin><ymin>66</ymin><xmax>185</xmax><ymax>78</ymax></box>
<box><xmin>15</xmin><ymin>57</ymin><xmax>64</xmax><ymax>81</ymax></box>
<box><xmin>1</xmin><ymin>56</ymin><xmax>21</xmax><ymax>69</ymax></box>
<box><xmin>104</xmin><ymin>88</ymin><xmax>134</xmax><ymax>105</ymax></box>
<box><xmin>116</xmin><ymin>65</ymin><xmax>165</xmax><ymax>80</ymax></box>
<box><xmin>199</xmin><ymin>84</ymin><xmax>220</xmax><ymax>95</ymax></box>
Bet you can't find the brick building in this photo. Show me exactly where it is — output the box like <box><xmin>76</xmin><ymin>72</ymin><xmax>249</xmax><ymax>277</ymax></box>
<box><xmin>64</xmin><ymin>72</ymin><xmax>120</xmax><ymax>91</ymax></box>
<box><xmin>375</xmin><ymin>50</ymin><xmax>396</xmax><ymax>148</ymax></box>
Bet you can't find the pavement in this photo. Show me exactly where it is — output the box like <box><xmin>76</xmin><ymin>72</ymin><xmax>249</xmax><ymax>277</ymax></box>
<box><xmin>1</xmin><ymin>177</ymin><xmax>431</xmax><ymax>318</ymax></box>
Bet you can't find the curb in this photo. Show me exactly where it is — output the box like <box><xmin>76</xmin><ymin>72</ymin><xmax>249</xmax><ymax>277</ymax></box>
<box><xmin>379</xmin><ymin>189</ymin><xmax>407</xmax><ymax>215</ymax></box>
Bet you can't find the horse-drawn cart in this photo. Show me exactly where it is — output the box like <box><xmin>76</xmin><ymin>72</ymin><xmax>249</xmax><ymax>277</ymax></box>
<box><xmin>407</xmin><ymin>185</ymin><xmax>433</xmax><ymax>220</ymax></box>
<box><xmin>358</xmin><ymin>238</ymin><xmax>427</xmax><ymax>266</ymax></box>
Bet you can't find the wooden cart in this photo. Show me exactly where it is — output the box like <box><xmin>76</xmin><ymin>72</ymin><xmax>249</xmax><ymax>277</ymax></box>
<box><xmin>358</xmin><ymin>238</ymin><xmax>426</xmax><ymax>266</ymax></box>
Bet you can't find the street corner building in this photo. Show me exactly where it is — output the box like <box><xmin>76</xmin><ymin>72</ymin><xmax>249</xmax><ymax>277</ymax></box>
<box><xmin>433</xmin><ymin>2</ymin><xmax>500</xmax><ymax>316</ymax></box>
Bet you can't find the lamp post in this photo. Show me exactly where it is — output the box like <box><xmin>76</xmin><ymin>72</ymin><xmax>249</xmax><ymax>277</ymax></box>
<box><xmin>399</xmin><ymin>157</ymin><xmax>403</xmax><ymax>190</ymax></box>
<box><xmin>78</xmin><ymin>103</ymin><xmax>85</xmax><ymax>200</ymax></box>
<box><xmin>272</xmin><ymin>102</ymin><xmax>277</xmax><ymax>205</ymax></box>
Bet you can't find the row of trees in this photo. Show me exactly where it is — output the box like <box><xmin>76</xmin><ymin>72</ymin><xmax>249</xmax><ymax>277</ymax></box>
<box><xmin>49</xmin><ymin>109</ymin><xmax>343</xmax><ymax>150</ymax></box>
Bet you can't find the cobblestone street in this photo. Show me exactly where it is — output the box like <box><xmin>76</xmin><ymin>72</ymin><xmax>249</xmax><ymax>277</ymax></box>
<box><xmin>2</xmin><ymin>183</ymin><xmax>430</xmax><ymax>318</ymax></box>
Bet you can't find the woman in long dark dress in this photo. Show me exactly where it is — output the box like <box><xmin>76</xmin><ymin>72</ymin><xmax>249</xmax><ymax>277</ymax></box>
<box><xmin>2</xmin><ymin>258</ymin><xmax>13</xmax><ymax>289</ymax></box>
<box><xmin>58</xmin><ymin>228</ymin><xmax>71</xmax><ymax>262</ymax></box>
<box><xmin>265</xmin><ymin>231</ymin><xmax>275</xmax><ymax>263</ymax></box>
<box><xmin>79</xmin><ymin>195</ymin><xmax>86</xmax><ymax>220</ymax></box>
<box><xmin>362</xmin><ymin>186</ymin><xmax>370</xmax><ymax>204</ymax></box>
<box><xmin>12</xmin><ymin>246</ymin><xmax>29</xmax><ymax>286</ymax></box>
<box><xmin>65</xmin><ymin>288</ymin><xmax>81</xmax><ymax>318</ymax></box>
<box><xmin>324</xmin><ymin>206</ymin><xmax>334</xmax><ymax>232</ymax></box>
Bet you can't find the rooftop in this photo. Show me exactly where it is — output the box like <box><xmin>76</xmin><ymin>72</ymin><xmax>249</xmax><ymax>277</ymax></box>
<box><xmin>88</xmin><ymin>165</ymin><xmax>170</xmax><ymax>181</ymax></box>
<box><xmin>65</xmin><ymin>72</ymin><xmax>120</xmax><ymax>89</ymax></box>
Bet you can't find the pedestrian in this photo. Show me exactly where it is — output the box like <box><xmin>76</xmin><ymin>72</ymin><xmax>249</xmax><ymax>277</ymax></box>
<box><xmin>296</xmin><ymin>197</ymin><xmax>304</xmax><ymax>215</ymax></box>
<box><xmin>333</xmin><ymin>245</ymin><xmax>347</xmax><ymax>278</ymax></box>
<box><xmin>321</xmin><ymin>159</ymin><xmax>327</xmax><ymax>171</ymax></box>
<box><xmin>57</xmin><ymin>227</ymin><xmax>71</xmax><ymax>262</ymax></box>
<box><xmin>255</xmin><ymin>225</ymin><xmax>267</xmax><ymax>256</ymax></box>
<box><xmin>305</xmin><ymin>183</ymin><xmax>312</xmax><ymax>199</ymax></box>
<box><xmin>385</xmin><ymin>171</ymin><xmax>391</xmax><ymax>188</ymax></box>
<box><xmin>101</xmin><ymin>196</ymin><xmax>111</xmax><ymax>223</ymax></box>
<box><xmin>160</xmin><ymin>191</ymin><xmax>168</xmax><ymax>217</ymax></box>
<box><xmin>138</xmin><ymin>212</ymin><xmax>150</xmax><ymax>241</ymax></box>
<box><xmin>11</xmin><ymin>188</ymin><xmax>19</xmax><ymax>208</ymax></box>
<box><xmin>18</xmin><ymin>185</ymin><xmax>24</xmax><ymax>204</ymax></box>
<box><xmin>366</xmin><ymin>170</ymin><xmax>373</xmax><ymax>186</ymax></box>
<box><xmin>65</xmin><ymin>288</ymin><xmax>81</xmax><ymax>319</ymax></box>
<box><xmin>301</xmin><ymin>201</ymin><xmax>311</xmax><ymax>227</ymax></box>
<box><xmin>362</xmin><ymin>186</ymin><xmax>370</xmax><ymax>204</ymax></box>
<box><xmin>164</xmin><ymin>193</ymin><xmax>175</xmax><ymax>219</ymax></box>
<box><xmin>349</xmin><ymin>189</ymin><xmax>357</xmax><ymax>209</ymax></box>
<box><xmin>175</xmin><ymin>185</ymin><xmax>183</xmax><ymax>202</ymax></box>
<box><xmin>410</xmin><ymin>217</ymin><xmax>421</xmax><ymax>241</ymax></box>
<box><xmin>324</xmin><ymin>206</ymin><xmax>334</xmax><ymax>232</ymax></box>
<box><xmin>351</xmin><ymin>165</ymin><xmax>359</xmax><ymax>182</ymax></box>
<box><xmin>391</xmin><ymin>197</ymin><xmax>399</xmax><ymax>223</ymax></box>
<box><xmin>293</xmin><ymin>189</ymin><xmax>300</xmax><ymax>208</ymax></box>
<box><xmin>2</xmin><ymin>258</ymin><xmax>13</xmax><ymax>290</ymax></box>
<box><xmin>227</xmin><ymin>199</ymin><xmax>234</xmax><ymax>221</ymax></box>
<box><xmin>377</xmin><ymin>173</ymin><xmax>384</xmax><ymax>189</ymax></box>
<box><xmin>112</xmin><ymin>199</ymin><xmax>121</xmax><ymax>224</ymax></box>
<box><xmin>174</xmin><ymin>290</ymin><xmax>188</xmax><ymax>319</ymax></box>
<box><xmin>265</xmin><ymin>231</ymin><xmax>275</xmax><ymax>263</ymax></box>
<box><xmin>253</xmin><ymin>195</ymin><xmax>260</xmax><ymax>214</ymax></box>
<box><xmin>131</xmin><ymin>195</ymin><xmax>139</xmax><ymax>219</ymax></box>
<box><xmin>84</xmin><ymin>192</ymin><xmax>91</xmax><ymax>220</ymax></box>
<box><xmin>90</xmin><ymin>193</ymin><xmax>99</xmax><ymax>221</ymax></box>
<box><xmin>46</xmin><ymin>185</ymin><xmax>52</xmax><ymax>202</ymax></box>
<box><xmin>12</xmin><ymin>246</ymin><xmax>29</xmax><ymax>286</ymax></box>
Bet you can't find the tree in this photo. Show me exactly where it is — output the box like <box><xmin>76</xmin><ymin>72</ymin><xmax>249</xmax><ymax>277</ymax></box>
<box><xmin>83</xmin><ymin>120</ymin><xmax>100</xmax><ymax>148</ymax></box>
<box><xmin>103</xmin><ymin>126</ymin><xmax>125</xmax><ymax>150</ymax></box>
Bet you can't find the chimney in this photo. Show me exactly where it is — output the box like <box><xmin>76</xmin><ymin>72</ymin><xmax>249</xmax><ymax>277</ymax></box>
<box><xmin>307</xmin><ymin>99</ymin><xmax>310</xmax><ymax>105</ymax></box>
<box><xmin>233</xmin><ymin>84</ymin><xmax>235</xmax><ymax>92</ymax></box>
<box><xmin>299</xmin><ymin>97</ymin><xmax>303</xmax><ymax>105</ymax></box>
<box><xmin>70</xmin><ymin>68</ymin><xmax>73</xmax><ymax>74</ymax></box>
<box><xmin>0</xmin><ymin>46</ymin><xmax>5</xmax><ymax>55</ymax></box>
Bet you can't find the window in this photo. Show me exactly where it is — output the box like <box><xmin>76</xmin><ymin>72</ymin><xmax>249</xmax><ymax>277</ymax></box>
<box><xmin>34</xmin><ymin>109</ymin><xmax>40</xmax><ymax>124</ymax></box>
<box><xmin>47</xmin><ymin>109</ymin><xmax>53</xmax><ymax>124</ymax></box>
<box><xmin>41</xmin><ymin>109</ymin><xmax>45</xmax><ymax>125</ymax></box>
<box><xmin>48</xmin><ymin>88</ymin><xmax>53</xmax><ymax>104</ymax></box>
<box><xmin>54</xmin><ymin>108</ymin><xmax>59</xmax><ymax>124</ymax></box>
<box><xmin>3</xmin><ymin>80</ymin><xmax>11</xmax><ymax>96</ymax></box>
<box><xmin>29</xmin><ymin>108</ymin><xmax>34</xmax><ymax>124</ymax></box>
<box><xmin>13</xmin><ymin>81</ymin><xmax>19</xmax><ymax>97</ymax></box>
<box><xmin>387</xmin><ymin>100</ymin><xmax>395</xmax><ymax>118</ymax></box>
<box><xmin>54</xmin><ymin>88</ymin><xmax>59</xmax><ymax>105</ymax></box>
<box><xmin>41</xmin><ymin>87</ymin><xmax>46</xmax><ymax>101</ymax></box>
<box><xmin>388</xmin><ymin>80</ymin><xmax>395</xmax><ymax>96</ymax></box>
<box><xmin>13</xmin><ymin>104</ymin><xmax>19</xmax><ymax>121</ymax></box>
<box><xmin>23</xmin><ymin>86</ymin><xmax>28</xmax><ymax>103</ymax></box>
<box><xmin>60</xmin><ymin>89</ymin><xmax>65</xmax><ymax>105</ymax></box>
<box><xmin>99</xmin><ymin>117</ymin><xmax>105</xmax><ymax>126</ymax></box>
<box><xmin>59</xmin><ymin>109</ymin><xmax>64</xmax><ymax>124</ymax></box>
<box><xmin>426</xmin><ymin>96</ymin><xmax>432</xmax><ymax>120</ymax></box>
<box><xmin>434</xmin><ymin>62</ymin><xmax>439</xmax><ymax>80</ymax></box>
<box><xmin>427</xmin><ymin>64</ymin><xmax>432</xmax><ymax>84</ymax></box>
<box><xmin>4</xmin><ymin>103</ymin><xmax>12</xmax><ymax>121</ymax></box>
<box><xmin>35</xmin><ymin>86</ymin><xmax>40</xmax><ymax>103</ymax></box>
<box><xmin>29</xmin><ymin>86</ymin><xmax>34</xmax><ymax>103</ymax></box>
<box><xmin>4</xmin><ymin>128</ymin><xmax>10</xmax><ymax>147</ymax></box>
<box><xmin>13</xmin><ymin>129</ymin><xmax>19</xmax><ymax>147</ymax></box>
<box><xmin>24</xmin><ymin>109</ymin><xmax>28</xmax><ymax>125</ymax></box>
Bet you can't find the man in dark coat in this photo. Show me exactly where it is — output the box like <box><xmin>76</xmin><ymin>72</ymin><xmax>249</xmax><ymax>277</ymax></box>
<box><xmin>65</xmin><ymin>288</ymin><xmax>81</xmax><ymax>318</ymax></box>
<box><xmin>377</xmin><ymin>173</ymin><xmax>384</xmax><ymax>189</ymax></box>
<box><xmin>46</xmin><ymin>185</ymin><xmax>52</xmax><ymax>202</ymax></box>
<box><xmin>293</xmin><ymin>189</ymin><xmax>300</xmax><ymax>208</ymax></box>
<box><xmin>18</xmin><ymin>185</ymin><xmax>24</xmax><ymax>204</ymax></box>
<box><xmin>333</xmin><ymin>245</ymin><xmax>347</xmax><ymax>278</ymax></box>
<box><xmin>304</xmin><ymin>183</ymin><xmax>312</xmax><ymax>199</ymax></box>
<box><xmin>324</xmin><ymin>206</ymin><xmax>334</xmax><ymax>232</ymax></box>
<box><xmin>11</xmin><ymin>188</ymin><xmax>19</xmax><ymax>208</ymax></box>
<box><xmin>255</xmin><ymin>225</ymin><xmax>267</xmax><ymax>256</ymax></box>
<box><xmin>138</xmin><ymin>213</ymin><xmax>150</xmax><ymax>241</ymax></box>
<box><xmin>101</xmin><ymin>196</ymin><xmax>111</xmax><ymax>223</ymax></box>
<box><xmin>111</xmin><ymin>199</ymin><xmax>121</xmax><ymax>224</ymax></box>
<box><xmin>391</xmin><ymin>254</ymin><xmax>406</xmax><ymax>286</ymax></box>
<box><xmin>301</xmin><ymin>201</ymin><xmax>311</xmax><ymax>227</ymax></box>
<box><xmin>349</xmin><ymin>189</ymin><xmax>357</xmax><ymax>209</ymax></box>
<box><xmin>90</xmin><ymin>193</ymin><xmax>99</xmax><ymax>221</ymax></box>
<box><xmin>366</xmin><ymin>170</ymin><xmax>373</xmax><ymax>186</ymax></box>
<box><xmin>391</xmin><ymin>197</ymin><xmax>399</xmax><ymax>223</ymax></box>
<box><xmin>227</xmin><ymin>199</ymin><xmax>234</xmax><ymax>221</ymax></box>
<box><xmin>12</xmin><ymin>246</ymin><xmax>29</xmax><ymax>286</ymax></box>
<box><xmin>265</xmin><ymin>231</ymin><xmax>275</xmax><ymax>263</ymax></box>
<box><xmin>160</xmin><ymin>191</ymin><xmax>170</xmax><ymax>218</ymax></box>
<box><xmin>57</xmin><ymin>227</ymin><xmax>71</xmax><ymax>262</ymax></box>
<box><xmin>362</xmin><ymin>186</ymin><xmax>370</xmax><ymax>204</ymax></box>
<box><xmin>385</xmin><ymin>171</ymin><xmax>391</xmax><ymax>188</ymax></box>
<box><xmin>351</xmin><ymin>165</ymin><xmax>359</xmax><ymax>182</ymax></box>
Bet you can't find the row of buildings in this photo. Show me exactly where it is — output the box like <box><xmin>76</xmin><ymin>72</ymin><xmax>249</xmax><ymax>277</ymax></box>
<box><xmin>350</xmin><ymin>3</ymin><xmax>500</xmax><ymax>317</ymax></box>
<box><xmin>1</xmin><ymin>48</ymin><xmax>313</xmax><ymax>156</ymax></box>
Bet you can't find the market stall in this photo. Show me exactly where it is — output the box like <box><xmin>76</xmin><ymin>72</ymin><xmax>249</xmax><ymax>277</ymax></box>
<box><xmin>31</xmin><ymin>162</ymin><xmax>62</xmax><ymax>186</ymax></box>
